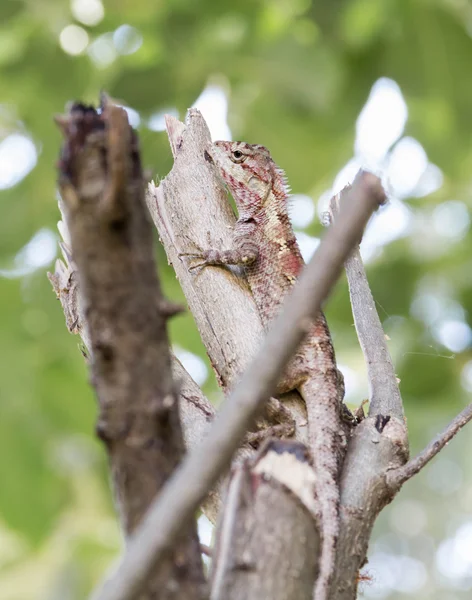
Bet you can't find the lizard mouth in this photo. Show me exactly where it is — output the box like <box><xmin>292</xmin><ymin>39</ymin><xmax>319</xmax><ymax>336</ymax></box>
<box><xmin>203</xmin><ymin>149</ymin><xmax>214</xmax><ymax>165</ymax></box>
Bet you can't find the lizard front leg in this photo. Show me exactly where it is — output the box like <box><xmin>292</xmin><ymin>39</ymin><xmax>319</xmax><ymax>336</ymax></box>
<box><xmin>179</xmin><ymin>218</ymin><xmax>260</xmax><ymax>271</ymax></box>
<box><xmin>180</xmin><ymin>227</ymin><xmax>296</xmax><ymax>442</ymax></box>
<box><xmin>179</xmin><ymin>239</ymin><xmax>258</xmax><ymax>271</ymax></box>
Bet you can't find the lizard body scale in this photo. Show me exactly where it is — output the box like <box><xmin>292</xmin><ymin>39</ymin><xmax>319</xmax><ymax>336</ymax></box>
<box><xmin>184</xmin><ymin>141</ymin><xmax>344</xmax><ymax>600</ymax></box>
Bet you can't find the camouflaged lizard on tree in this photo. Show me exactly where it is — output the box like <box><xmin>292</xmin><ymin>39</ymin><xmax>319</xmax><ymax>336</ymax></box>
<box><xmin>181</xmin><ymin>140</ymin><xmax>347</xmax><ymax>600</ymax></box>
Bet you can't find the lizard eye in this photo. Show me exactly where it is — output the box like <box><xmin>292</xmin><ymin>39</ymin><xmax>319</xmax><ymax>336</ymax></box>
<box><xmin>231</xmin><ymin>150</ymin><xmax>246</xmax><ymax>163</ymax></box>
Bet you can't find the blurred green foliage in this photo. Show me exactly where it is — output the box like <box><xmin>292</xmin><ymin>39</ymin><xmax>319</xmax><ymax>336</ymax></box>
<box><xmin>1</xmin><ymin>0</ymin><xmax>472</xmax><ymax>597</ymax></box>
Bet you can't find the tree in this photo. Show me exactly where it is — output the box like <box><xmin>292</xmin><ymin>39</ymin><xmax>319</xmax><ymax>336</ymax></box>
<box><xmin>48</xmin><ymin>99</ymin><xmax>472</xmax><ymax>600</ymax></box>
<box><xmin>2</xmin><ymin>2</ymin><xmax>472</xmax><ymax>598</ymax></box>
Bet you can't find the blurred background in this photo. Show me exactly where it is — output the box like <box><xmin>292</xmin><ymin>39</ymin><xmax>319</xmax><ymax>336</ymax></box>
<box><xmin>1</xmin><ymin>0</ymin><xmax>472</xmax><ymax>598</ymax></box>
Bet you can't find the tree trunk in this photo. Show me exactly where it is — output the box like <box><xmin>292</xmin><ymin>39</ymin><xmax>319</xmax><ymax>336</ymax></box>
<box><xmin>53</xmin><ymin>99</ymin><xmax>205</xmax><ymax>600</ymax></box>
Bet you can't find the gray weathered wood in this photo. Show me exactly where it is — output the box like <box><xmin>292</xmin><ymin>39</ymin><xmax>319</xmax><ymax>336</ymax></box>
<box><xmin>146</xmin><ymin>109</ymin><xmax>309</xmax><ymax>442</ymax></box>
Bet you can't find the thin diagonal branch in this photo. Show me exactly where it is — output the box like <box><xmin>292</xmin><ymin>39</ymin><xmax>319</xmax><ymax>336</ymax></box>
<box><xmin>330</xmin><ymin>189</ymin><xmax>403</xmax><ymax>420</ymax></box>
<box><xmin>90</xmin><ymin>169</ymin><xmax>385</xmax><ymax>600</ymax></box>
<box><xmin>387</xmin><ymin>401</ymin><xmax>472</xmax><ymax>488</ymax></box>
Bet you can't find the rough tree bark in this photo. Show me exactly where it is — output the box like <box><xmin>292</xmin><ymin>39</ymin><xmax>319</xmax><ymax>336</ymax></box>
<box><xmin>50</xmin><ymin>209</ymin><xmax>238</xmax><ymax>524</ymax></box>
<box><xmin>50</xmin><ymin>106</ymin><xmax>472</xmax><ymax>600</ymax></box>
<box><xmin>88</xmin><ymin>152</ymin><xmax>387</xmax><ymax>600</ymax></box>
<box><xmin>49</xmin><ymin>229</ymin><xmax>216</xmax><ymax>448</ymax></box>
<box><xmin>138</xmin><ymin>117</ymin><xmax>471</xmax><ymax>600</ymax></box>
<box><xmin>51</xmin><ymin>99</ymin><xmax>205</xmax><ymax>600</ymax></box>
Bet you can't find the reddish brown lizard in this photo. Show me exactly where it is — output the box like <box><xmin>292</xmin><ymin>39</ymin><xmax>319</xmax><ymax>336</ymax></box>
<box><xmin>181</xmin><ymin>141</ymin><xmax>345</xmax><ymax>600</ymax></box>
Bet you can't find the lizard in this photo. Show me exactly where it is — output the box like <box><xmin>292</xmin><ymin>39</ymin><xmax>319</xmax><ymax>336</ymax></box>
<box><xmin>180</xmin><ymin>140</ymin><xmax>345</xmax><ymax>600</ymax></box>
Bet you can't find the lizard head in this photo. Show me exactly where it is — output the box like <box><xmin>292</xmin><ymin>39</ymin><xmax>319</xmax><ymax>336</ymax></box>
<box><xmin>210</xmin><ymin>141</ymin><xmax>287</xmax><ymax>215</ymax></box>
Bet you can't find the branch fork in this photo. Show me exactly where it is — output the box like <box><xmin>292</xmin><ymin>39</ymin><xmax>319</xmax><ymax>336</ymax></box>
<box><xmin>49</xmin><ymin>103</ymin><xmax>472</xmax><ymax>600</ymax></box>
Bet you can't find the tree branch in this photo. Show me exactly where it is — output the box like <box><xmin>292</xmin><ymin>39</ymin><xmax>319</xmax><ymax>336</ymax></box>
<box><xmin>328</xmin><ymin>186</ymin><xmax>408</xmax><ymax>599</ymax></box>
<box><xmin>387</xmin><ymin>401</ymin><xmax>472</xmax><ymax>488</ymax></box>
<box><xmin>329</xmin><ymin>189</ymin><xmax>403</xmax><ymax>420</ymax></box>
<box><xmin>331</xmin><ymin>417</ymin><xmax>408</xmax><ymax>600</ymax></box>
<box><xmin>146</xmin><ymin>110</ymin><xmax>309</xmax><ymax>442</ymax></box>
<box><xmin>89</xmin><ymin>169</ymin><xmax>385</xmax><ymax>600</ymax></box>
<box><xmin>210</xmin><ymin>439</ymin><xmax>319</xmax><ymax>600</ymax></box>
<box><xmin>54</xmin><ymin>99</ymin><xmax>205</xmax><ymax>599</ymax></box>
<box><xmin>49</xmin><ymin>196</ymin><xmax>237</xmax><ymax>525</ymax></box>
<box><xmin>328</xmin><ymin>186</ymin><xmax>472</xmax><ymax>599</ymax></box>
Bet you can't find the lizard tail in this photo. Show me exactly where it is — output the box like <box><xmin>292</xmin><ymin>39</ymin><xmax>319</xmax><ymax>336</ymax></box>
<box><xmin>300</xmin><ymin>377</ymin><xmax>341</xmax><ymax>600</ymax></box>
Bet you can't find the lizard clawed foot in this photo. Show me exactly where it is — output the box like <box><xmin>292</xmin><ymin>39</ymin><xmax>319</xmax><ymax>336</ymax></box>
<box><xmin>245</xmin><ymin>422</ymin><xmax>295</xmax><ymax>448</ymax></box>
<box><xmin>265</xmin><ymin>397</ymin><xmax>296</xmax><ymax>436</ymax></box>
<box><xmin>178</xmin><ymin>244</ymin><xmax>210</xmax><ymax>273</ymax></box>
<box><xmin>245</xmin><ymin>397</ymin><xmax>296</xmax><ymax>449</ymax></box>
